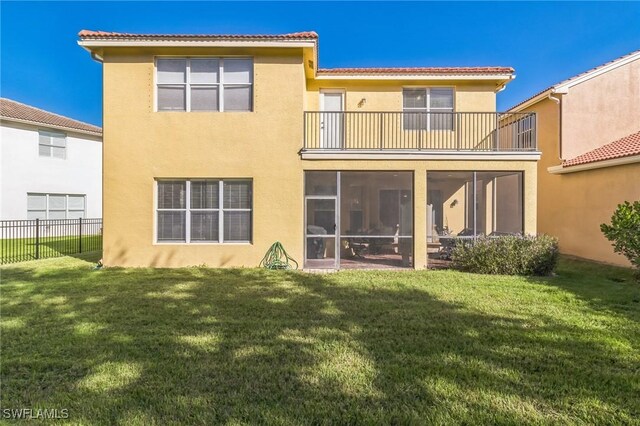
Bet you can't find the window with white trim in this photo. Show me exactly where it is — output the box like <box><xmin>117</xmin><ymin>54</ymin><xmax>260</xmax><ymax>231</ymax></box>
<box><xmin>156</xmin><ymin>179</ymin><xmax>252</xmax><ymax>243</ymax></box>
<box><xmin>156</xmin><ymin>58</ymin><xmax>253</xmax><ymax>112</ymax></box>
<box><xmin>403</xmin><ymin>88</ymin><xmax>454</xmax><ymax>130</ymax></box>
<box><xmin>27</xmin><ymin>193</ymin><xmax>86</xmax><ymax>219</ymax></box>
<box><xmin>39</xmin><ymin>131</ymin><xmax>67</xmax><ymax>158</ymax></box>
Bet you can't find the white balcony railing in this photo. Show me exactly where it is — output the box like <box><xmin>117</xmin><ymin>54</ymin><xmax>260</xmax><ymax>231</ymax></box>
<box><xmin>302</xmin><ymin>111</ymin><xmax>536</xmax><ymax>152</ymax></box>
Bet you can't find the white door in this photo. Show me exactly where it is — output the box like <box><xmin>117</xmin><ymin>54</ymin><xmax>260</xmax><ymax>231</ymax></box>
<box><xmin>320</xmin><ymin>91</ymin><xmax>344</xmax><ymax>149</ymax></box>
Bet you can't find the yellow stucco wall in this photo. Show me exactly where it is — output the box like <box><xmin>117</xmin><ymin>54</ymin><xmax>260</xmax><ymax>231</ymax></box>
<box><xmin>545</xmin><ymin>163</ymin><xmax>639</xmax><ymax>267</ymax></box>
<box><xmin>101</xmin><ymin>46</ymin><xmax>536</xmax><ymax>268</ymax></box>
<box><xmin>305</xmin><ymin>80</ymin><xmax>497</xmax><ymax>112</ymax></box>
<box><xmin>102</xmin><ymin>47</ymin><xmax>307</xmax><ymax>267</ymax></box>
<box><xmin>525</xmin><ymin>97</ymin><xmax>639</xmax><ymax>267</ymax></box>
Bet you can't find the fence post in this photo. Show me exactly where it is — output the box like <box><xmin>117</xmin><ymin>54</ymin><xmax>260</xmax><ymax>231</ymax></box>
<box><xmin>79</xmin><ymin>218</ymin><xmax>83</xmax><ymax>253</ymax></box>
<box><xmin>35</xmin><ymin>218</ymin><xmax>40</xmax><ymax>260</ymax></box>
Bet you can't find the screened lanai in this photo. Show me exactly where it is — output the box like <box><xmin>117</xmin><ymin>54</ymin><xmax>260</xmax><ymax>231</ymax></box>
<box><xmin>304</xmin><ymin>171</ymin><xmax>413</xmax><ymax>269</ymax></box>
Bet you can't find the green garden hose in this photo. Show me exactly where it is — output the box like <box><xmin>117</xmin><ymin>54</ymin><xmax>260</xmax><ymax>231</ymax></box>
<box><xmin>259</xmin><ymin>242</ymin><xmax>299</xmax><ymax>270</ymax></box>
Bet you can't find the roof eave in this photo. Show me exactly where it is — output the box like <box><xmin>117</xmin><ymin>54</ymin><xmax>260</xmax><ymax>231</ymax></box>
<box><xmin>314</xmin><ymin>73</ymin><xmax>514</xmax><ymax>81</ymax></box>
<box><xmin>548</xmin><ymin>154</ymin><xmax>640</xmax><ymax>174</ymax></box>
<box><xmin>510</xmin><ymin>49</ymin><xmax>640</xmax><ymax>112</ymax></box>
<box><xmin>77</xmin><ymin>39</ymin><xmax>317</xmax><ymax>49</ymax></box>
<box><xmin>509</xmin><ymin>87</ymin><xmax>567</xmax><ymax>112</ymax></box>
<box><xmin>0</xmin><ymin>116</ymin><xmax>102</xmax><ymax>138</ymax></box>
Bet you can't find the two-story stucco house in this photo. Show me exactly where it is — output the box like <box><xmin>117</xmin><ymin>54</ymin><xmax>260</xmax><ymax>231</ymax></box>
<box><xmin>510</xmin><ymin>50</ymin><xmax>640</xmax><ymax>267</ymax></box>
<box><xmin>0</xmin><ymin>98</ymin><xmax>102</xmax><ymax>220</ymax></box>
<box><xmin>78</xmin><ymin>30</ymin><xmax>539</xmax><ymax>269</ymax></box>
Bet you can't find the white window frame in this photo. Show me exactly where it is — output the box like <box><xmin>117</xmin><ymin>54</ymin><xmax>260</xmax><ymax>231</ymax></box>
<box><xmin>155</xmin><ymin>57</ymin><xmax>253</xmax><ymax>112</ymax></box>
<box><xmin>38</xmin><ymin>130</ymin><xmax>67</xmax><ymax>159</ymax></box>
<box><xmin>155</xmin><ymin>179</ymin><xmax>252</xmax><ymax>244</ymax></box>
<box><xmin>402</xmin><ymin>87</ymin><xmax>455</xmax><ymax>131</ymax></box>
<box><xmin>27</xmin><ymin>193</ymin><xmax>86</xmax><ymax>219</ymax></box>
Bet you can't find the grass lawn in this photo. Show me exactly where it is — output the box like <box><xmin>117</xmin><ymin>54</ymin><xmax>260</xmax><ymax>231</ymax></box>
<box><xmin>1</xmin><ymin>254</ymin><xmax>639</xmax><ymax>424</ymax></box>
<box><xmin>0</xmin><ymin>235</ymin><xmax>102</xmax><ymax>264</ymax></box>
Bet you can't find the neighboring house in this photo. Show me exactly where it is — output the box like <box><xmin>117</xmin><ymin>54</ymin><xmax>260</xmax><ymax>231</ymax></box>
<box><xmin>78</xmin><ymin>29</ymin><xmax>539</xmax><ymax>269</ymax></box>
<box><xmin>510</xmin><ymin>50</ymin><xmax>640</xmax><ymax>267</ymax></box>
<box><xmin>0</xmin><ymin>98</ymin><xmax>102</xmax><ymax>220</ymax></box>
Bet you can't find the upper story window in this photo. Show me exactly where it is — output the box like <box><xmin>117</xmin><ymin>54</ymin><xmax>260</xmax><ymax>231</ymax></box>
<box><xmin>156</xmin><ymin>58</ymin><xmax>253</xmax><ymax>112</ymax></box>
<box><xmin>403</xmin><ymin>88</ymin><xmax>454</xmax><ymax>131</ymax></box>
<box><xmin>39</xmin><ymin>131</ymin><xmax>67</xmax><ymax>159</ymax></box>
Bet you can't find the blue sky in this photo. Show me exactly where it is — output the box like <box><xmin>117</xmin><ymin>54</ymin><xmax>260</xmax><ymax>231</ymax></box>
<box><xmin>2</xmin><ymin>1</ymin><xmax>639</xmax><ymax>126</ymax></box>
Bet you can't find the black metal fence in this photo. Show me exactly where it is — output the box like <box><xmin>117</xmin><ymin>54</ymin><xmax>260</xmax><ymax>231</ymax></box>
<box><xmin>0</xmin><ymin>218</ymin><xmax>102</xmax><ymax>265</ymax></box>
<box><xmin>303</xmin><ymin>111</ymin><xmax>537</xmax><ymax>151</ymax></box>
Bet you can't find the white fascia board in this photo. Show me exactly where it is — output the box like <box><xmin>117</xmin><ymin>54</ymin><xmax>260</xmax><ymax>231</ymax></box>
<box><xmin>301</xmin><ymin>150</ymin><xmax>541</xmax><ymax>161</ymax></box>
<box><xmin>78</xmin><ymin>40</ymin><xmax>316</xmax><ymax>48</ymax></box>
<box><xmin>314</xmin><ymin>74</ymin><xmax>514</xmax><ymax>81</ymax></box>
<box><xmin>548</xmin><ymin>154</ymin><xmax>640</xmax><ymax>174</ymax></box>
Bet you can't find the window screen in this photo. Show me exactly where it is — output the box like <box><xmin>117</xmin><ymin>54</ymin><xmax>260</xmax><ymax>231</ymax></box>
<box><xmin>156</xmin><ymin>58</ymin><xmax>252</xmax><ymax>112</ymax></box>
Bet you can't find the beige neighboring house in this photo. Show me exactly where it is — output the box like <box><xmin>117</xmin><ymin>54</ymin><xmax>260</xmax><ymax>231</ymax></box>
<box><xmin>510</xmin><ymin>50</ymin><xmax>640</xmax><ymax>267</ymax></box>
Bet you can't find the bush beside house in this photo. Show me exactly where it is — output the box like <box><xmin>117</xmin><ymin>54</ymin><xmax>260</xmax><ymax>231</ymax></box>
<box><xmin>601</xmin><ymin>201</ymin><xmax>640</xmax><ymax>277</ymax></box>
<box><xmin>451</xmin><ymin>235</ymin><xmax>559</xmax><ymax>276</ymax></box>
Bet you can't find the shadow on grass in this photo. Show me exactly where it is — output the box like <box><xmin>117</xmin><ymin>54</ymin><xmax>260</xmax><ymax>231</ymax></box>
<box><xmin>1</xmin><ymin>259</ymin><xmax>638</xmax><ymax>424</ymax></box>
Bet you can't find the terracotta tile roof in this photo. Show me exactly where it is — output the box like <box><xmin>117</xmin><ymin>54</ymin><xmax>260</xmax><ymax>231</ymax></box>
<box><xmin>0</xmin><ymin>98</ymin><xmax>102</xmax><ymax>136</ymax></box>
<box><xmin>562</xmin><ymin>131</ymin><xmax>640</xmax><ymax>168</ymax></box>
<box><xmin>509</xmin><ymin>48</ymin><xmax>640</xmax><ymax>111</ymax></box>
<box><xmin>79</xmin><ymin>30</ymin><xmax>514</xmax><ymax>78</ymax></box>
<box><xmin>78</xmin><ymin>29</ymin><xmax>318</xmax><ymax>41</ymax></box>
<box><xmin>318</xmin><ymin>66</ymin><xmax>514</xmax><ymax>76</ymax></box>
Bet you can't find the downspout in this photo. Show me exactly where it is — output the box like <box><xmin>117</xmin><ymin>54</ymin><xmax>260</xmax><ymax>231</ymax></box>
<box><xmin>495</xmin><ymin>74</ymin><xmax>515</xmax><ymax>93</ymax></box>
<box><xmin>547</xmin><ymin>91</ymin><xmax>562</xmax><ymax>160</ymax></box>
<box><xmin>91</xmin><ymin>51</ymin><xmax>104</xmax><ymax>63</ymax></box>
<box><xmin>496</xmin><ymin>82</ymin><xmax>508</xmax><ymax>93</ymax></box>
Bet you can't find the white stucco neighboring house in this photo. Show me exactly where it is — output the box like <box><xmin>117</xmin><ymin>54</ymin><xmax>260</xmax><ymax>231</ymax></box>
<box><xmin>0</xmin><ymin>98</ymin><xmax>102</xmax><ymax>220</ymax></box>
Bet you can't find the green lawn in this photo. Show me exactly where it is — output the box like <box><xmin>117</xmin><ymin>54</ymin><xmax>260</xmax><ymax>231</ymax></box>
<box><xmin>1</xmin><ymin>254</ymin><xmax>638</xmax><ymax>424</ymax></box>
<box><xmin>0</xmin><ymin>235</ymin><xmax>102</xmax><ymax>264</ymax></box>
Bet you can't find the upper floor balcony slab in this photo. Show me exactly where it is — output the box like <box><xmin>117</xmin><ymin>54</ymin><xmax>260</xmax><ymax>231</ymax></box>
<box><xmin>301</xmin><ymin>111</ymin><xmax>539</xmax><ymax>160</ymax></box>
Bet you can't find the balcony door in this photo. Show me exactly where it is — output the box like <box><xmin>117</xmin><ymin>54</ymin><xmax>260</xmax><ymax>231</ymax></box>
<box><xmin>320</xmin><ymin>90</ymin><xmax>344</xmax><ymax>149</ymax></box>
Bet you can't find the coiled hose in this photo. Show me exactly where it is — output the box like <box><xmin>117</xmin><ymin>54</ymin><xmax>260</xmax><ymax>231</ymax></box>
<box><xmin>259</xmin><ymin>241</ymin><xmax>299</xmax><ymax>270</ymax></box>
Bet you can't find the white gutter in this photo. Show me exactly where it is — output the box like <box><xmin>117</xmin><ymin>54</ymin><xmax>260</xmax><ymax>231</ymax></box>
<box><xmin>548</xmin><ymin>154</ymin><xmax>640</xmax><ymax>174</ymax></box>
<box><xmin>78</xmin><ymin>40</ymin><xmax>316</xmax><ymax>48</ymax></box>
<box><xmin>315</xmin><ymin>74</ymin><xmax>514</xmax><ymax>81</ymax></box>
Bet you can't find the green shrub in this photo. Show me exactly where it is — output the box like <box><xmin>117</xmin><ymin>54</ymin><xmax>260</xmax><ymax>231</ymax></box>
<box><xmin>451</xmin><ymin>235</ymin><xmax>559</xmax><ymax>276</ymax></box>
<box><xmin>600</xmin><ymin>201</ymin><xmax>640</xmax><ymax>275</ymax></box>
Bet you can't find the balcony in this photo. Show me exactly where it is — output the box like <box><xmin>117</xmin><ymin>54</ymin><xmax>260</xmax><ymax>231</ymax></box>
<box><xmin>302</xmin><ymin>111</ymin><xmax>537</xmax><ymax>159</ymax></box>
